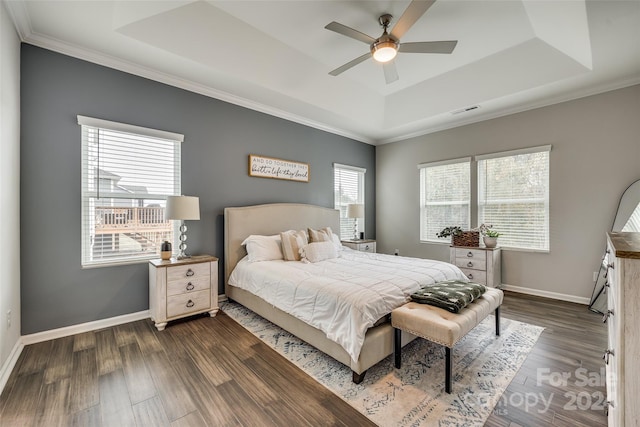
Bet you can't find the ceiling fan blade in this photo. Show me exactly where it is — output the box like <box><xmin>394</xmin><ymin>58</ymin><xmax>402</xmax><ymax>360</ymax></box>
<box><xmin>390</xmin><ymin>0</ymin><xmax>436</xmax><ymax>40</ymax></box>
<box><xmin>329</xmin><ymin>53</ymin><xmax>371</xmax><ymax>76</ymax></box>
<box><xmin>399</xmin><ymin>40</ymin><xmax>458</xmax><ymax>54</ymax></box>
<box><xmin>383</xmin><ymin>61</ymin><xmax>399</xmax><ymax>84</ymax></box>
<box><xmin>325</xmin><ymin>21</ymin><xmax>376</xmax><ymax>44</ymax></box>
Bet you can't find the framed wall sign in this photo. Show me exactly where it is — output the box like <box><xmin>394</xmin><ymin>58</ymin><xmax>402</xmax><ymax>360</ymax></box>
<box><xmin>248</xmin><ymin>154</ymin><xmax>310</xmax><ymax>182</ymax></box>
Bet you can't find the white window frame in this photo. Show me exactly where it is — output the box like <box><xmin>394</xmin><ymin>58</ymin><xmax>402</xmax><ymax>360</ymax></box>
<box><xmin>477</xmin><ymin>145</ymin><xmax>551</xmax><ymax>252</ymax></box>
<box><xmin>419</xmin><ymin>157</ymin><xmax>471</xmax><ymax>243</ymax></box>
<box><xmin>79</xmin><ymin>115</ymin><xmax>183</xmax><ymax>267</ymax></box>
<box><xmin>334</xmin><ymin>163</ymin><xmax>366</xmax><ymax>240</ymax></box>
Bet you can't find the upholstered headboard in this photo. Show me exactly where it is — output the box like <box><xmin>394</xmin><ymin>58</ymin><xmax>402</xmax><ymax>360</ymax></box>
<box><xmin>224</xmin><ymin>203</ymin><xmax>340</xmax><ymax>288</ymax></box>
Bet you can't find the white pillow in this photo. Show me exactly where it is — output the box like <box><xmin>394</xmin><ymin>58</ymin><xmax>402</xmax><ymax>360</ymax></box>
<box><xmin>331</xmin><ymin>233</ymin><xmax>344</xmax><ymax>251</ymax></box>
<box><xmin>241</xmin><ymin>234</ymin><xmax>283</xmax><ymax>262</ymax></box>
<box><xmin>300</xmin><ymin>241</ymin><xmax>338</xmax><ymax>263</ymax></box>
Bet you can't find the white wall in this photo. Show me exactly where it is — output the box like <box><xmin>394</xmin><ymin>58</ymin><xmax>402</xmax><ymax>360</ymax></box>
<box><xmin>377</xmin><ymin>85</ymin><xmax>640</xmax><ymax>302</ymax></box>
<box><xmin>0</xmin><ymin>0</ymin><xmax>22</xmax><ymax>381</ymax></box>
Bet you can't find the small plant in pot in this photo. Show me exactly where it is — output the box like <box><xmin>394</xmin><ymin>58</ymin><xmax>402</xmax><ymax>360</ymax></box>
<box><xmin>436</xmin><ymin>226</ymin><xmax>463</xmax><ymax>244</ymax></box>
<box><xmin>479</xmin><ymin>224</ymin><xmax>501</xmax><ymax>248</ymax></box>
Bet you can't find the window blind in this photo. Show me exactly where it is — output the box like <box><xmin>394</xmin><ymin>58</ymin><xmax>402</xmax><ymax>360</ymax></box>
<box><xmin>477</xmin><ymin>146</ymin><xmax>550</xmax><ymax>251</ymax></box>
<box><xmin>334</xmin><ymin>163</ymin><xmax>366</xmax><ymax>239</ymax></box>
<box><xmin>419</xmin><ymin>158</ymin><xmax>471</xmax><ymax>242</ymax></box>
<box><xmin>79</xmin><ymin>116</ymin><xmax>182</xmax><ymax>267</ymax></box>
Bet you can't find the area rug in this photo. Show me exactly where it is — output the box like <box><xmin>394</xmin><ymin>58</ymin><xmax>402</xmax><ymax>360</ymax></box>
<box><xmin>221</xmin><ymin>302</ymin><xmax>544</xmax><ymax>426</ymax></box>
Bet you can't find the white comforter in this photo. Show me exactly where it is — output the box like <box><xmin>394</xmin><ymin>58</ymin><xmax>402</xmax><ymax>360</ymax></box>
<box><xmin>228</xmin><ymin>249</ymin><xmax>468</xmax><ymax>362</ymax></box>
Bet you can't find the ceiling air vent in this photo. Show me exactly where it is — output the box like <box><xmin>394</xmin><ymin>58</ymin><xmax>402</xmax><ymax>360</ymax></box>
<box><xmin>450</xmin><ymin>105</ymin><xmax>480</xmax><ymax>115</ymax></box>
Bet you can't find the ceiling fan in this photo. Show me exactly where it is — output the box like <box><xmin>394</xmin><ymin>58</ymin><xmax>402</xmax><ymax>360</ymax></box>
<box><xmin>325</xmin><ymin>0</ymin><xmax>457</xmax><ymax>84</ymax></box>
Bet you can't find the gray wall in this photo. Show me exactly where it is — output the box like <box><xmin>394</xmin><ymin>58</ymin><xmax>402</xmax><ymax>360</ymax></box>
<box><xmin>1</xmin><ymin>2</ymin><xmax>22</xmax><ymax>372</ymax></box>
<box><xmin>377</xmin><ymin>84</ymin><xmax>640</xmax><ymax>301</ymax></box>
<box><xmin>20</xmin><ymin>44</ymin><xmax>375</xmax><ymax>335</ymax></box>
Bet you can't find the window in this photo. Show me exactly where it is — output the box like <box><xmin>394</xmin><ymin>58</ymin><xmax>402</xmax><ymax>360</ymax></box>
<box><xmin>79</xmin><ymin>116</ymin><xmax>183</xmax><ymax>267</ymax></box>
<box><xmin>419</xmin><ymin>158</ymin><xmax>471</xmax><ymax>242</ymax></box>
<box><xmin>334</xmin><ymin>163</ymin><xmax>366</xmax><ymax>239</ymax></box>
<box><xmin>477</xmin><ymin>145</ymin><xmax>550</xmax><ymax>251</ymax></box>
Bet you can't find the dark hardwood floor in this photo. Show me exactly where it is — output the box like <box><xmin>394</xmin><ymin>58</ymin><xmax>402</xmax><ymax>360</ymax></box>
<box><xmin>0</xmin><ymin>292</ymin><xmax>608</xmax><ymax>426</ymax></box>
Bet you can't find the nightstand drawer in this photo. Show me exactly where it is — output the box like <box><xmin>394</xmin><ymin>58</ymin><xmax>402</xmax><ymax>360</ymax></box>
<box><xmin>341</xmin><ymin>240</ymin><xmax>376</xmax><ymax>253</ymax></box>
<box><xmin>459</xmin><ymin>268</ymin><xmax>486</xmax><ymax>284</ymax></box>
<box><xmin>167</xmin><ymin>276</ymin><xmax>210</xmax><ymax>296</ymax></box>
<box><xmin>453</xmin><ymin>248</ymin><xmax>487</xmax><ymax>262</ymax></box>
<box><xmin>167</xmin><ymin>289</ymin><xmax>211</xmax><ymax>318</ymax></box>
<box><xmin>359</xmin><ymin>242</ymin><xmax>376</xmax><ymax>253</ymax></box>
<box><xmin>167</xmin><ymin>262</ymin><xmax>210</xmax><ymax>283</ymax></box>
<box><xmin>454</xmin><ymin>258</ymin><xmax>485</xmax><ymax>270</ymax></box>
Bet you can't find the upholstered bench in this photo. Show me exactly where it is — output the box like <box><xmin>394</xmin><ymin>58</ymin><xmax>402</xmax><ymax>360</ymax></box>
<box><xmin>392</xmin><ymin>287</ymin><xmax>504</xmax><ymax>393</ymax></box>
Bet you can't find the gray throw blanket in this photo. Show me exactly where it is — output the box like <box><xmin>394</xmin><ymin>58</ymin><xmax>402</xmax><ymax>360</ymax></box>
<box><xmin>410</xmin><ymin>280</ymin><xmax>487</xmax><ymax>313</ymax></box>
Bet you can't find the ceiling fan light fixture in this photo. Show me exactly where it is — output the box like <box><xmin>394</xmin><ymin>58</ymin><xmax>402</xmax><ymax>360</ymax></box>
<box><xmin>371</xmin><ymin>40</ymin><xmax>398</xmax><ymax>63</ymax></box>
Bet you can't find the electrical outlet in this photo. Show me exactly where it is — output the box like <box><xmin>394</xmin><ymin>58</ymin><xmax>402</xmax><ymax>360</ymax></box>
<box><xmin>394</xmin><ymin>249</ymin><xmax>400</xmax><ymax>256</ymax></box>
<box><xmin>6</xmin><ymin>310</ymin><xmax>11</xmax><ymax>328</ymax></box>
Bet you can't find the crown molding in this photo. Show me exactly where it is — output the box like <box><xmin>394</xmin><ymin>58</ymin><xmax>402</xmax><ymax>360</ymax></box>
<box><xmin>6</xmin><ymin>1</ymin><xmax>636</xmax><ymax>147</ymax></box>
<box><xmin>6</xmin><ymin>1</ymin><xmax>375</xmax><ymax>145</ymax></box>
<box><xmin>379</xmin><ymin>74</ymin><xmax>640</xmax><ymax>145</ymax></box>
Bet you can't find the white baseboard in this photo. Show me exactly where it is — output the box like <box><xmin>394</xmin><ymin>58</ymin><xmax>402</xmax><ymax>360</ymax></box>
<box><xmin>1</xmin><ymin>310</ymin><xmax>150</xmax><ymax>395</ymax></box>
<box><xmin>0</xmin><ymin>339</ymin><xmax>24</xmax><ymax>394</ymax></box>
<box><xmin>501</xmin><ymin>283</ymin><xmax>591</xmax><ymax>305</ymax></box>
<box><xmin>21</xmin><ymin>310</ymin><xmax>150</xmax><ymax>346</ymax></box>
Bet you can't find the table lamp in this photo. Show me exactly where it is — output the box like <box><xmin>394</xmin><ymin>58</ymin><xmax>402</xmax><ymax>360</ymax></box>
<box><xmin>165</xmin><ymin>195</ymin><xmax>200</xmax><ymax>259</ymax></box>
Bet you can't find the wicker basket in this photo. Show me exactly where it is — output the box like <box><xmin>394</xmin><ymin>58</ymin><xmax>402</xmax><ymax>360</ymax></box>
<box><xmin>452</xmin><ymin>231</ymin><xmax>480</xmax><ymax>247</ymax></box>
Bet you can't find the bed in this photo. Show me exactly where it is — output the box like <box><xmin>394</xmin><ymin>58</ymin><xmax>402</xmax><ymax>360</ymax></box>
<box><xmin>224</xmin><ymin>203</ymin><xmax>468</xmax><ymax>383</ymax></box>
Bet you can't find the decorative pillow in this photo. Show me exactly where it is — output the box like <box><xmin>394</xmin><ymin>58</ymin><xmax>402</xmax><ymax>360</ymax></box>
<box><xmin>308</xmin><ymin>226</ymin><xmax>333</xmax><ymax>243</ymax></box>
<box><xmin>241</xmin><ymin>234</ymin><xmax>283</xmax><ymax>262</ymax></box>
<box><xmin>280</xmin><ymin>229</ymin><xmax>307</xmax><ymax>261</ymax></box>
<box><xmin>300</xmin><ymin>241</ymin><xmax>338</xmax><ymax>263</ymax></box>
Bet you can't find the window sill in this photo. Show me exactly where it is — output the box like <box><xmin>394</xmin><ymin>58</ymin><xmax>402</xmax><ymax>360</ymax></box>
<box><xmin>81</xmin><ymin>256</ymin><xmax>162</xmax><ymax>269</ymax></box>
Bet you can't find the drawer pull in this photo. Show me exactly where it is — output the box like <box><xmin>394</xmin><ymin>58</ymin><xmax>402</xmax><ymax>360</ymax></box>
<box><xmin>467</xmin><ymin>252</ymin><xmax>474</xmax><ymax>258</ymax></box>
<box><xmin>186</xmin><ymin>300</ymin><xmax>195</xmax><ymax>308</ymax></box>
<box><xmin>186</xmin><ymin>282</ymin><xmax>195</xmax><ymax>291</ymax></box>
<box><xmin>467</xmin><ymin>273</ymin><xmax>473</xmax><ymax>280</ymax></box>
<box><xmin>467</xmin><ymin>261</ymin><xmax>474</xmax><ymax>268</ymax></box>
<box><xmin>607</xmin><ymin>262</ymin><xmax>615</xmax><ymax>270</ymax></box>
<box><xmin>364</xmin><ymin>245</ymin><xmax>370</xmax><ymax>250</ymax></box>
<box><xmin>602</xmin><ymin>309</ymin><xmax>614</xmax><ymax>323</ymax></box>
<box><xmin>603</xmin><ymin>349</ymin><xmax>614</xmax><ymax>364</ymax></box>
<box><xmin>185</xmin><ymin>268</ymin><xmax>195</xmax><ymax>277</ymax></box>
<box><xmin>605</xmin><ymin>400</ymin><xmax>614</xmax><ymax>416</ymax></box>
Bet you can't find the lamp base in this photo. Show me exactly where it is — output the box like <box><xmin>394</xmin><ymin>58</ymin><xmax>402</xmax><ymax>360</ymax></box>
<box><xmin>177</xmin><ymin>222</ymin><xmax>191</xmax><ymax>259</ymax></box>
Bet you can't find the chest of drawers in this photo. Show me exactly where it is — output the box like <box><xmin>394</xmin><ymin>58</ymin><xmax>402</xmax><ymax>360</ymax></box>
<box><xmin>604</xmin><ymin>232</ymin><xmax>640</xmax><ymax>426</ymax></box>
<box><xmin>449</xmin><ymin>246</ymin><xmax>501</xmax><ymax>288</ymax></box>
<box><xmin>149</xmin><ymin>255</ymin><xmax>219</xmax><ymax>331</ymax></box>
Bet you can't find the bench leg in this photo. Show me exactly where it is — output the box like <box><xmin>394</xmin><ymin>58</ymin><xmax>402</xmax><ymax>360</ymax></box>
<box><xmin>495</xmin><ymin>306</ymin><xmax>501</xmax><ymax>336</ymax></box>
<box><xmin>394</xmin><ymin>327</ymin><xmax>402</xmax><ymax>369</ymax></box>
<box><xmin>445</xmin><ymin>347</ymin><xmax>452</xmax><ymax>394</ymax></box>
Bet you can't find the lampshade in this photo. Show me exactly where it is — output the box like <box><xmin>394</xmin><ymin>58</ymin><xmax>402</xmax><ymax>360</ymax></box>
<box><xmin>165</xmin><ymin>196</ymin><xmax>200</xmax><ymax>220</ymax></box>
<box><xmin>347</xmin><ymin>203</ymin><xmax>365</xmax><ymax>219</ymax></box>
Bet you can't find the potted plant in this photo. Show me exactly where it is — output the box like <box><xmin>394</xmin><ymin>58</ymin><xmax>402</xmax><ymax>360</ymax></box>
<box><xmin>436</xmin><ymin>226</ymin><xmax>463</xmax><ymax>240</ymax></box>
<box><xmin>479</xmin><ymin>224</ymin><xmax>501</xmax><ymax>248</ymax></box>
<box><xmin>437</xmin><ymin>226</ymin><xmax>479</xmax><ymax>246</ymax></box>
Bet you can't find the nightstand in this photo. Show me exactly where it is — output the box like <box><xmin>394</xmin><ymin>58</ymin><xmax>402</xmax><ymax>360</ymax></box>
<box><xmin>149</xmin><ymin>255</ymin><xmax>219</xmax><ymax>331</ymax></box>
<box><xmin>449</xmin><ymin>246</ymin><xmax>501</xmax><ymax>288</ymax></box>
<box><xmin>341</xmin><ymin>239</ymin><xmax>376</xmax><ymax>253</ymax></box>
